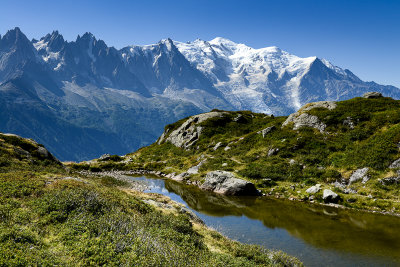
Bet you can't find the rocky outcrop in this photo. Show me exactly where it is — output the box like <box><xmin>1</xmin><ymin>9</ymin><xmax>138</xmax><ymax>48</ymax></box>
<box><xmin>158</xmin><ymin>111</ymin><xmax>227</xmax><ymax>149</ymax></box>
<box><xmin>389</xmin><ymin>158</ymin><xmax>400</xmax><ymax>169</ymax></box>
<box><xmin>282</xmin><ymin>101</ymin><xmax>336</xmax><ymax>133</ymax></box>
<box><xmin>349</xmin><ymin>168</ymin><xmax>370</xmax><ymax>184</ymax></box>
<box><xmin>362</xmin><ymin>92</ymin><xmax>383</xmax><ymax>99</ymax></box>
<box><xmin>301</xmin><ymin>101</ymin><xmax>337</xmax><ymax>112</ymax></box>
<box><xmin>257</xmin><ymin>126</ymin><xmax>275</xmax><ymax>138</ymax></box>
<box><xmin>323</xmin><ymin>189</ymin><xmax>341</xmax><ymax>203</ymax></box>
<box><xmin>200</xmin><ymin>171</ymin><xmax>259</xmax><ymax>196</ymax></box>
<box><xmin>306</xmin><ymin>184</ymin><xmax>321</xmax><ymax>194</ymax></box>
<box><xmin>1</xmin><ymin>133</ymin><xmax>59</xmax><ymax>162</ymax></box>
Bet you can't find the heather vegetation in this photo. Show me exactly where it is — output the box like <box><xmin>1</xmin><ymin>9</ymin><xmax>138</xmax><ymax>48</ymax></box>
<box><xmin>0</xmin><ymin>133</ymin><xmax>302</xmax><ymax>266</ymax></box>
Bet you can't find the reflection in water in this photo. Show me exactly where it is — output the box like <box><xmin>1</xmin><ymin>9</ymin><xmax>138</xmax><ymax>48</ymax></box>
<box><xmin>133</xmin><ymin>176</ymin><xmax>400</xmax><ymax>267</ymax></box>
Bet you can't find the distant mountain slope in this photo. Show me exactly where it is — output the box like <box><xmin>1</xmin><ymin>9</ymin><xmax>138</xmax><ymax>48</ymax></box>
<box><xmin>0</xmin><ymin>27</ymin><xmax>399</xmax><ymax>161</ymax></box>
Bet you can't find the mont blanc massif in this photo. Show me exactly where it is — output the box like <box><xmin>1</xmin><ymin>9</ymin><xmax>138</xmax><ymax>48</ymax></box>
<box><xmin>1</xmin><ymin>27</ymin><xmax>399</xmax><ymax>161</ymax></box>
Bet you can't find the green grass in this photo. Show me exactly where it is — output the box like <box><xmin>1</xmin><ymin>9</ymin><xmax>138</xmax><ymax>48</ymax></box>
<box><xmin>0</xmin><ymin>133</ymin><xmax>302</xmax><ymax>266</ymax></box>
<box><xmin>107</xmin><ymin>97</ymin><xmax>400</xmax><ymax>214</ymax></box>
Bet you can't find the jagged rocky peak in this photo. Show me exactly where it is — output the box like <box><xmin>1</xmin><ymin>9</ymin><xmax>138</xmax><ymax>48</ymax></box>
<box><xmin>32</xmin><ymin>31</ymin><xmax>65</xmax><ymax>56</ymax></box>
<box><xmin>0</xmin><ymin>27</ymin><xmax>32</xmax><ymax>50</ymax></box>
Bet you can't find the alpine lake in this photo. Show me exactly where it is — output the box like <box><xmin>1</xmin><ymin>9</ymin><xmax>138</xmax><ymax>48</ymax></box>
<box><xmin>129</xmin><ymin>175</ymin><xmax>400</xmax><ymax>267</ymax></box>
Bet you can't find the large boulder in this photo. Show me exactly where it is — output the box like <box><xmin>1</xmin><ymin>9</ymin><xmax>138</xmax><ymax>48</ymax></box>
<box><xmin>200</xmin><ymin>171</ymin><xmax>259</xmax><ymax>196</ymax></box>
<box><xmin>158</xmin><ymin>111</ymin><xmax>227</xmax><ymax>149</ymax></box>
<box><xmin>282</xmin><ymin>101</ymin><xmax>336</xmax><ymax>133</ymax></box>
<box><xmin>323</xmin><ymin>189</ymin><xmax>341</xmax><ymax>203</ymax></box>
<box><xmin>362</xmin><ymin>92</ymin><xmax>383</xmax><ymax>99</ymax></box>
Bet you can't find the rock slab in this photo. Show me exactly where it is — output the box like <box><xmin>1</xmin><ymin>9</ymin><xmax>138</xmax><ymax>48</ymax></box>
<box><xmin>306</xmin><ymin>184</ymin><xmax>321</xmax><ymax>194</ymax></box>
<box><xmin>200</xmin><ymin>171</ymin><xmax>259</xmax><ymax>196</ymax></box>
<box><xmin>282</xmin><ymin>101</ymin><xmax>336</xmax><ymax>133</ymax></box>
<box><xmin>158</xmin><ymin>111</ymin><xmax>226</xmax><ymax>149</ymax></box>
<box><xmin>349</xmin><ymin>167</ymin><xmax>370</xmax><ymax>184</ymax></box>
<box><xmin>362</xmin><ymin>92</ymin><xmax>383</xmax><ymax>99</ymax></box>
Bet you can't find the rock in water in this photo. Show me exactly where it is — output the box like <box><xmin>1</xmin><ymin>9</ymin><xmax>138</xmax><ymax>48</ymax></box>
<box><xmin>200</xmin><ymin>171</ymin><xmax>259</xmax><ymax>196</ymax></box>
<box><xmin>362</xmin><ymin>92</ymin><xmax>383</xmax><ymax>99</ymax></box>
<box><xmin>323</xmin><ymin>189</ymin><xmax>341</xmax><ymax>203</ymax></box>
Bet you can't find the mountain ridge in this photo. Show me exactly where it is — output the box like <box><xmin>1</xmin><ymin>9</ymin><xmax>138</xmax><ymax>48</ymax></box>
<box><xmin>1</xmin><ymin>27</ymin><xmax>399</xmax><ymax>161</ymax></box>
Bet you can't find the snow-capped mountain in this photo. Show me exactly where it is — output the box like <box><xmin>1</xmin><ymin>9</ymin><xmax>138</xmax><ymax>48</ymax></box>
<box><xmin>175</xmin><ymin>37</ymin><xmax>398</xmax><ymax>114</ymax></box>
<box><xmin>0</xmin><ymin>27</ymin><xmax>399</xmax><ymax>161</ymax></box>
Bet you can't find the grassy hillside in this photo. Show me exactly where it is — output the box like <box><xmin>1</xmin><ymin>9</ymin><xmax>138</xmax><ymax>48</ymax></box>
<box><xmin>87</xmin><ymin>96</ymin><xmax>400</xmax><ymax>214</ymax></box>
<box><xmin>0</xmin><ymin>133</ymin><xmax>301</xmax><ymax>266</ymax></box>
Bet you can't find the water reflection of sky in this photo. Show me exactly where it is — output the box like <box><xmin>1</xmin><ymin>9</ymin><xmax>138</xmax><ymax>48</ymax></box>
<box><xmin>132</xmin><ymin>176</ymin><xmax>400</xmax><ymax>267</ymax></box>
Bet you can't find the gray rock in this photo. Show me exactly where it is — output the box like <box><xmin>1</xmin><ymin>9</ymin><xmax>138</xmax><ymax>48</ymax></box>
<box><xmin>233</xmin><ymin>114</ymin><xmax>246</xmax><ymax>123</ymax></box>
<box><xmin>157</xmin><ymin>129</ymin><xmax>169</xmax><ymax>145</ymax></box>
<box><xmin>99</xmin><ymin>154</ymin><xmax>111</xmax><ymax>160</ymax></box>
<box><xmin>282</xmin><ymin>101</ymin><xmax>336</xmax><ymax>133</ymax></box>
<box><xmin>301</xmin><ymin>101</ymin><xmax>337</xmax><ymax>112</ymax></box>
<box><xmin>289</xmin><ymin>159</ymin><xmax>297</xmax><ymax>165</ymax></box>
<box><xmin>283</xmin><ymin>113</ymin><xmax>327</xmax><ymax>133</ymax></box>
<box><xmin>200</xmin><ymin>171</ymin><xmax>259</xmax><ymax>196</ymax></box>
<box><xmin>37</xmin><ymin>146</ymin><xmax>50</xmax><ymax>158</ymax></box>
<box><xmin>362</xmin><ymin>92</ymin><xmax>383</xmax><ymax>99</ymax></box>
<box><xmin>187</xmin><ymin>160</ymin><xmax>206</xmax><ymax>174</ymax></box>
<box><xmin>389</xmin><ymin>158</ymin><xmax>400</xmax><ymax>169</ymax></box>
<box><xmin>343</xmin><ymin>117</ymin><xmax>355</xmax><ymax>129</ymax></box>
<box><xmin>268</xmin><ymin>148</ymin><xmax>279</xmax><ymax>157</ymax></box>
<box><xmin>306</xmin><ymin>184</ymin><xmax>321</xmax><ymax>194</ymax></box>
<box><xmin>213</xmin><ymin>142</ymin><xmax>223</xmax><ymax>151</ymax></box>
<box><xmin>349</xmin><ymin>167</ymin><xmax>370</xmax><ymax>184</ymax></box>
<box><xmin>332</xmin><ymin>181</ymin><xmax>346</xmax><ymax>189</ymax></box>
<box><xmin>161</xmin><ymin>111</ymin><xmax>227</xmax><ymax>149</ymax></box>
<box><xmin>343</xmin><ymin>188</ymin><xmax>357</xmax><ymax>194</ymax></box>
<box><xmin>257</xmin><ymin>126</ymin><xmax>275</xmax><ymax>138</ymax></box>
<box><xmin>323</xmin><ymin>189</ymin><xmax>341</xmax><ymax>203</ymax></box>
<box><xmin>172</xmin><ymin>172</ymin><xmax>190</xmax><ymax>181</ymax></box>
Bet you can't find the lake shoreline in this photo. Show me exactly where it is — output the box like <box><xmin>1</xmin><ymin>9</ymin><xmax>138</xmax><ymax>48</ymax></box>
<box><xmin>76</xmin><ymin>169</ymin><xmax>400</xmax><ymax>218</ymax></box>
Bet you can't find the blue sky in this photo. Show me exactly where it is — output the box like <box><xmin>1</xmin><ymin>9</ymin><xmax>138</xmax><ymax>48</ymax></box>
<box><xmin>1</xmin><ymin>0</ymin><xmax>399</xmax><ymax>87</ymax></box>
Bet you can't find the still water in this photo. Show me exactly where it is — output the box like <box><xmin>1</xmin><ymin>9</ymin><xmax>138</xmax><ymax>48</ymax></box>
<box><xmin>131</xmin><ymin>176</ymin><xmax>400</xmax><ymax>267</ymax></box>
